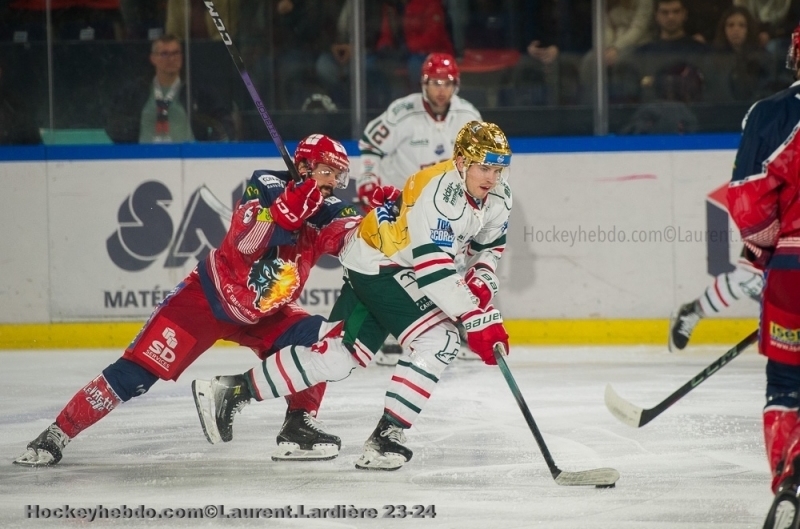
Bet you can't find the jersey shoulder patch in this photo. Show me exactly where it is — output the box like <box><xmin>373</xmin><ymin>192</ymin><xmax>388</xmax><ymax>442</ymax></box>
<box><xmin>386</xmin><ymin>94</ymin><xmax>424</xmax><ymax>123</ymax></box>
<box><xmin>432</xmin><ymin>171</ymin><xmax>467</xmax><ymax>220</ymax></box>
<box><xmin>244</xmin><ymin>170</ymin><xmax>288</xmax><ymax>207</ymax></box>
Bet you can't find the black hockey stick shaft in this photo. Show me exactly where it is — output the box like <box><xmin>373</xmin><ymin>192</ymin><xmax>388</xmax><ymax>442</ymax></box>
<box><xmin>202</xmin><ymin>0</ymin><xmax>301</xmax><ymax>183</ymax></box>
<box><xmin>493</xmin><ymin>343</ymin><xmax>562</xmax><ymax>480</ymax></box>
<box><xmin>640</xmin><ymin>329</ymin><xmax>758</xmax><ymax>425</ymax></box>
<box><xmin>606</xmin><ymin>329</ymin><xmax>759</xmax><ymax>427</ymax></box>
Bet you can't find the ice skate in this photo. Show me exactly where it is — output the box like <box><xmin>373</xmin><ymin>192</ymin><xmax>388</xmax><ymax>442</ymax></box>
<box><xmin>14</xmin><ymin>423</ymin><xmax>70</xmax><ymax>467</ymax></box>
<box><xmin>764</xmin><ymin>478</ymin><xmax>800</xmax><ymax>529</ymax></box>
<box><xmin>355</xmin><ymin>417</ymin><xmax>412</xmax><ymax>471</ymax></box>
<box><xmin>668</xmin><ymin>301</ymin><xmax>702</xmax><ymax>352</ymax></box>
<box><xmin>375</xmin><ymin>337</ymin><xmax>403</xmax><ymax>366</ymax></box>
<box><xmin>271</xmin><ymin>410</ymin><xmax>341</xmax><ymax>461</ymax></box>
<box><xmin>192</xmin><ymin>375</ymin><xmax>252</xmax><ymax>445</ymax></box>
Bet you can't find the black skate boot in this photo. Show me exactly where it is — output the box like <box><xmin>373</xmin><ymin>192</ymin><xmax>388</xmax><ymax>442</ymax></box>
<box><xmin>271</xmin><ymin>410</ymin><xmax>341</xmax><ymax>461</ymax></box>
<box><xmin>192</xmin><ymin>375</ymin><xmax>253</xmax><ymax>444</ymax></box>
<box><xmin>668</xmin><ymin>301</ymin><xmax>703</xmax><ymax>352</ymax></box>
<box><xmin>764</xmin><ymin>476</ymin><xmax>800</xmax><ymax>529</ymax></box>
<box><xmin>14</xmin><ymin>423</ymin><xmax>71</xmax><ymax>467</ymax></box>
<box><xmin>355</xmin><ymin>416</ymin><xmax>413</xmax><ymax>471</ymax></box>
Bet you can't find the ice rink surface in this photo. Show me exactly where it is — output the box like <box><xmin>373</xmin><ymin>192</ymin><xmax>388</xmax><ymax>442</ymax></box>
<box><xmin>0</xmin><ymin>343</ymin><xmax>772</xmax><ymax>528</ymax></box>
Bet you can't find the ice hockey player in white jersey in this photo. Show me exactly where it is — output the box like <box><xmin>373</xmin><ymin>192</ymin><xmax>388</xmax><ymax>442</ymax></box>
<box><xmin>357</xmin><ymin>52</ymin><xmax>482</xmax><ymax>197</ymax></box>
<box><xmin>357</xmin><ymin>52</ymin><xmax>482</xmax><ymax>365</ymax></box>
<box><xmin>193</xmin><ymin>121</ymin><xmax>513</xmax><ymax>471</ymax></box>
<box><xmin>668</xmin><ymin>252</ymin><xmax>763</xmax><ymax>351</ymax></box>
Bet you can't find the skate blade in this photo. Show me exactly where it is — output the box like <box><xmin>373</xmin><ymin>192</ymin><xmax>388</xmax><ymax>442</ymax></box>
<box><xmin>354</xmin><ymin>448</ymin><xmax>406</xmax><ymax>471</ymax></box>
<box><xmin>13</xmin><ymin>449</ymin><xmax>56</xmax><ymax>467</ymax></box>
<box><xmin>191</xmin><ymin>380</ymin><xmax>222</xmax><ymax>445</ymax></box>
<box><xmin>271</xmin><ymin>442</ymin><xmax>339</xmax><ymax>462</ymax></box>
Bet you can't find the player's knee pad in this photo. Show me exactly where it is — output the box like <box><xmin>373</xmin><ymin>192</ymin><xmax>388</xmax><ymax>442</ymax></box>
<box><xmin>407</xmin><ymin>321</ymin><xmax>461</xmax><ymax>377</ymax></box>
<box><xmin>303</xmin><ymin>338</ymin><xmax>361</xmax><ymax>383</ymax></box>
<box><xmin>102</xmin><ymin>358</ymin><xmax>159</xmax><ymax>402</ymax></box>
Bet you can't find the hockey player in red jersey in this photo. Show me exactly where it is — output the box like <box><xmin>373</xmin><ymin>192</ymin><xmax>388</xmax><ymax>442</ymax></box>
<box><xmin>726</xmin><ymin>21</ymin><xmax>800</xmax><ymax>529</ymax></box>
<box><xmin>193</xmin><ymin>121</ymin><xmax>512</xmax><ymax>471</ymax></box>
<box><xmin>14</xmin><ymin>134</ymin><xmax>398</xmax><ymax>467</ymax></box>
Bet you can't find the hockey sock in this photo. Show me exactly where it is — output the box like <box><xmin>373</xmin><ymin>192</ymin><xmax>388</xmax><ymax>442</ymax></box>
<box><xmin>765</xmin><ymin>407</ymin><xmax>800</xmax><ymax>491</ymax></box>
<box><xmin>285</xmin><ymin>383</ymin><xmax>327</xmax><ymax>417</ymax></box>
<box><xmin>773</xmin><ymin>413</ymin><xmax>800</xmax><ymax>493</ymax></box>
<box><xmin>249</xmin><ymin>339</ymin><xmax>359</xmax><ymax>401</ymax></box>
<box><xmin>55</xmin><ymin>374</ymin><xmax>123</xmax><ymax>439</ymax></box>
<box><xmin>698</xmin><ymin>266</ymin><xmax>763</xmax><ymax>315</ymax></box>
<box><xmin>383</xmin><ymin>356</ymin><xmax>444</xmax><ymax>428</ymax></box>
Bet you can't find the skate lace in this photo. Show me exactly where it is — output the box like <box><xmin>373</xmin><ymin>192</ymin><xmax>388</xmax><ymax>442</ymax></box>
<box><xmin>46</xmin><ymin>425</ymin><xmax>70</xmax><ymax>449</ymax></box>
<box><xmin>231</xmin><ymin>400</ymin><xmax>248</xmax><ymax>416</ymax></box>
<box><xmin>303</xmin><ymin>413</ymin><xmax>326</xmax><ymax>433</ymax></box>
<box><xmin>380</xmin><ymin>425</ymin><xmax>407</xmax><ymax>444</ymax></box>
<box><xmin>677</xmin><ymin>311</ymin><xmax>701</xmax><ymax>337</ymax></box>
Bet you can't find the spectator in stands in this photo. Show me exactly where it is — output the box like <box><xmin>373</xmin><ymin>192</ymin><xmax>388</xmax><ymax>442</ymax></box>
<box><xmin>315</xmin><ymin>0</ymin><xmax>406</xmax><ymax>109</ymax></box>
<box><xmin>165</xmin><ymin>0</ymin><xmax>238</xmax><ymax>42</ymax></box>
<box><xmin>686</xmin><ymin>1</ymin><xmax>734</xmax><ymax>44</ymax></box>
<box><xmin>713</xmin><ymin>5</ymin><xmax>773</xmax><ymax>100</ymax></box>
<box><xmin>272</xmin><ymin>0</ymin><xmax>329</xmax><ymax>110</ymax></box>
<box><xmin>734</xmin><ymin>0</ymin><xmax>795</xmax><ymax>53</ymax></box>
<box><xmin>622</xmin><ymin>61</ymin><xmax>702</xmax><ymax>134</ymax></box>
<box><xmin>635</xmin><ymin>0</ymin><xmax>711</xmax><ymax>55</ymax></box>
<box><xmin>106</xmin><ymin>34</ymin><xmax>233</xmax><ymax>143</ymax></box>
<box><xmin>403</xmin><ymin>0</ymin><xmax>453</xmax><ymax>84</ymax></box>
<box><xmin>630</xmin><ymin>0</ymin><xmax>710</xmax><ymax>104</ymax></box>
<box><xmin>512</xmin><ymin>0</ymin><xmax>592</xmax><ymax>105</ymax></box>
<box><xmin>0</xmin><ymin>63</ymin><xmax>41</xmax><ymax>145</ymax></box>
<box><xmin>579</xmin><ymin>0</ymin><xmax>654</xmax><ymax>104</ymax></box>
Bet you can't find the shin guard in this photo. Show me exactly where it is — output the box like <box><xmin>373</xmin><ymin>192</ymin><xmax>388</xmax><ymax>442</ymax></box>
<box><xmin>55</xmin><ymin>374</ymin><xmax>122</xmax><ymax>439</ymax></box>
<box><xmin>767</xmin><ymin>408</ymin><xmax>800</xmax><ymax>493</ymax></box>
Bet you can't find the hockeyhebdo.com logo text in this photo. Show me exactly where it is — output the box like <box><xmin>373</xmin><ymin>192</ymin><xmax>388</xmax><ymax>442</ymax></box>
<box><xmin>522</xmin><ymin>225</ymin><xmax>743</xmax><ymax>247</ymax></box>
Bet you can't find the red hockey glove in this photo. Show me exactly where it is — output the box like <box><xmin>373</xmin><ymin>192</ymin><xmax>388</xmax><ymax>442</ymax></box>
<box><xmin>461</xmin><ymin>307</ymin><xmax>509</xmax><ymax>365</ymax></box>
<box><xmin>357</xmin><ymin>174</ymin><xmax>381</xmax><ymax>212</ymax></box>
<box><xmin>269</xmin><ymin>179</ymin><xmax>324</xmax><ymax>231</ymax></box>
<box><xmin>465</xmin><ymin>267</ymin><xmax>499</xmax><ymax>310</ymax></box>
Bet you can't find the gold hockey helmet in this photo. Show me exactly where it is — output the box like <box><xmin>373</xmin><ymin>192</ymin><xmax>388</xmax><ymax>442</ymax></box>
<box><xmin>453</xmin><ymin>121</ymin><xmax>512</xmax><ymax>169</ymax></box>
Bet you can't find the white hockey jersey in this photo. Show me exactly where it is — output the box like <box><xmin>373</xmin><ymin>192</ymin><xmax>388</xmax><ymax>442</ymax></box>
<box><xmin>358</xmin><ymin>93</ymin><xmax>482</xmax><ymax>189</ymax></box>
<box><xmin>340</xmin><ymin>160</ymin><xmax>511</xmax><ymax>321</ymax></box>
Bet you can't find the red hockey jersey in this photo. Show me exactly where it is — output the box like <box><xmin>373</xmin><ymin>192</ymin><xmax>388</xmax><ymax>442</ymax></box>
<box><xmin>197</xmin><ymin>170</ymin><xmax>361</xmax><ymax>324</ymax></box>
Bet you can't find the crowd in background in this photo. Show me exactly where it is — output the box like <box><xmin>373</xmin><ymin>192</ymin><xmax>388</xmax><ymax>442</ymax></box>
<box><xmin>2</xmin><ymin>0</ymin><xmax>800</xmax><ymax>144</ymax></box>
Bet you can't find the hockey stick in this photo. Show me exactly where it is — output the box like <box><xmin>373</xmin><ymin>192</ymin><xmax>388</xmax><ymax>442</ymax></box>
<box><xmin>604</xmin><ymin>329</ymin><xmax>758</xmax><ymax>428</ymax></box>
<box><xmin>493</xmin><ymin>344</ymin><xmax>620</xmax><ymax>487</ymax></box>
<box><xmin>202</xmin><ymin>0</ymin><xmax>301</xmax><ymax>183</ymax></box>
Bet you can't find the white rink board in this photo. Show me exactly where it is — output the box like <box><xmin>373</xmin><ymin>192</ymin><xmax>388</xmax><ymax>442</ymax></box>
<box><xmin>0</xmin><ymin>149</ymin><xmax>754</xmax><ymax>323</ymax></box>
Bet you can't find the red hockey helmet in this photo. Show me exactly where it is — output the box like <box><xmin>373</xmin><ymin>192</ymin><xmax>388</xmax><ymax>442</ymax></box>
<box><xmin>294</xmin><ymin>134</ymin><xmax>350</xmax><ymax>189</ymax></box>
<box><xmin>788</xmin><ymin>20</ymin><xmax>800</xmax><ymax>72</ymax></box>
<box><xmin>421</xmin><ymin>52</ymin><xmax>459</xmax><ymax>85</ymax></box>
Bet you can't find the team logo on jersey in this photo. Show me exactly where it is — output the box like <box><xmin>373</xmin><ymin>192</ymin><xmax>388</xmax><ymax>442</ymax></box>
<box><xmin>430</xmin><ymin>218</ymin><xmax>455</xmax><ymax>248</ymax></box>
<box><xmin>248</xmin><ymin>257</ymin><xmax>301</xmax><ymax>312</ymax></box>
<box><xmin>435</xmin><ymin>144</ymin><xmax>445</xmax><ymax>156</ymax></box>
<box><xmin>770</xmin><ymin>322</ymin><xmax>800</xmax><ymax>350</ymax></box>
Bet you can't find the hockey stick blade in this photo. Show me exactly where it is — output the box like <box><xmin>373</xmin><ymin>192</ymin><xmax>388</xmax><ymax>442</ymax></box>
<box><xmin>605</xmin><ymin>329</ymin><xmax>758</xmax><ymax>428</ymax></box>
<box><xmin>493</xmin><ymin>343</ymin><xmax>620</xmax><ymax>487</ymax></box>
